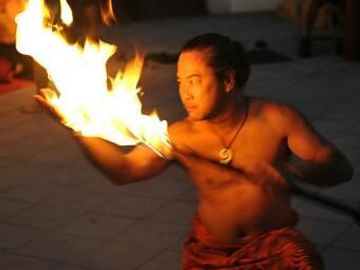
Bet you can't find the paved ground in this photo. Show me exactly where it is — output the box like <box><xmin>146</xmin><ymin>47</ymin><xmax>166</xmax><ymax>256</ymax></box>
<box><xmin>1</xmin><ymin>12</ymin><xmax>360</xmax><ymax>270</ymax></box>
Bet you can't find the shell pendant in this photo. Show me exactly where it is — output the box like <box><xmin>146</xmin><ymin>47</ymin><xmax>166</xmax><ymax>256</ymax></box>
<box><xmin>219</xmin><ymin>148</ymin><xmax>233</xmax><ymax>165</ymax></box>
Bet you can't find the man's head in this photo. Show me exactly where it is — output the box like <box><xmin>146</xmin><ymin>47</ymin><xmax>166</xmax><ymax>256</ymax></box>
<box><xmin>176</xmin><ymin>33</ymin><xmax>250</xmax><ymax>121</ymax></box>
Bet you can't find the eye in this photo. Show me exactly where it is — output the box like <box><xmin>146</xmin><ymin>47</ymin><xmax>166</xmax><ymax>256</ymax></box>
<box><xmin>189</xmin><ymin>77</ymin><xmax>201</xmax><ymax>86</ymax></box>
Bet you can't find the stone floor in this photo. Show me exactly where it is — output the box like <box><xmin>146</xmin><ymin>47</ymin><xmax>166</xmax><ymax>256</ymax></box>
<box><xmin>0</xmin><ymin>12</ymin><xmax>359</xmax><ymax>270</ymax></box>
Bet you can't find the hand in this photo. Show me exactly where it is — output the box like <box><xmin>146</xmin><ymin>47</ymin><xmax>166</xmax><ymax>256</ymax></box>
<box><xmin>34</xmin><ymin>88</ymin><xmax>65</xmax><ymax>123</ymax></box>
<box><xmin>245</xmin><ymin>160</ymin><xmax>288</xmax><ymax>189</ymax></box>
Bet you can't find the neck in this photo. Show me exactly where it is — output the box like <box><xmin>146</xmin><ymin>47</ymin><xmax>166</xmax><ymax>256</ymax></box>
<box><xmin>205</xmin><ymin>95</ymin><xmax>248</xmax><ymax>166</ymax></box>
<box><xmin>207</xmin><ymin>95</ymin><xmax>247</xmax><ymax>128</ymax></box>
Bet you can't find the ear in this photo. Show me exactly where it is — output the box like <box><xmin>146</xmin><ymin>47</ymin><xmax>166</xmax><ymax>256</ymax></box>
<box><xmin>223</xmin><ymin>70</ymin><xmax>236</xmax><ymax>93</ymax></box>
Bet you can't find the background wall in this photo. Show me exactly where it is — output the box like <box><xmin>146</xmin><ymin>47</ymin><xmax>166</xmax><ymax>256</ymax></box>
<box><xmin>112</xmin><ymin>0</ymin><xmax>283</xmax><ymax>22</ymax></box>
<box><xmin>207</xmin><ymin>0</ymin><xmax>283</xmax><ymax>14</ymax></box>
<box><xmin>112</xmin><ymin>0</ymin><xmax>207</xmax><ymax>22</ymax></box>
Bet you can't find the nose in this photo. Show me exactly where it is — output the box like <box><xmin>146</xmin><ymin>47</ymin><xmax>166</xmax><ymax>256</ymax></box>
<box><xmin>184</xmin><ymin>92</ymin><xmax>193</xmax><ymax>101</ymax></box>
<box><xmin>180</xmin><ymin>83</ymin><xmax>193</xmax><ymax>101</ymax></box>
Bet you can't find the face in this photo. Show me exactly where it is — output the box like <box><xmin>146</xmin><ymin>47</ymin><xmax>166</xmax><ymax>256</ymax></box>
<box><xmin>176</xmin><ymin>50</ymin><xmax>229</xmax><ymax>121</ymax></box>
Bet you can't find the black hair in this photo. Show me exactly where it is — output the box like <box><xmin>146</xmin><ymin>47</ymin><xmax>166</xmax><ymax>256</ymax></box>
<box><xmin>180</xmin><ymin>33</ymin><xmax>250</xmax><ymax>90</ymax></box>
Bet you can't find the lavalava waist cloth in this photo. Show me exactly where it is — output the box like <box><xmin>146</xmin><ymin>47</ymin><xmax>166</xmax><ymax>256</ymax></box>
<box><xmin>182</xmin><ymin>214</ymin><xmax>323</xmax><ymax>270</ymax></box>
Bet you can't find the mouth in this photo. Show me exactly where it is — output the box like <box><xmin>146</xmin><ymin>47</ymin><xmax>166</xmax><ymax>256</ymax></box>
<box><xmin>185</xmin><ymin>105</ymin><xmax>197</xmax><ymax>112</ymax></box>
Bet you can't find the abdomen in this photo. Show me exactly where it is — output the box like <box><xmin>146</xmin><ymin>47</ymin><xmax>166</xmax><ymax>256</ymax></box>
<box><xmin>197</xmin><ymin>181</ymin><xmax>294</xmax><ymax>243</ymax></box>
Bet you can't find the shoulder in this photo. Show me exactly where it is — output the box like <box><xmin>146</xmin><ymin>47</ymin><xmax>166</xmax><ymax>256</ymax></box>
<box><xmin>168</xmin><ymin>118</ymin><xmax>193</xmax><ymax>135</ymax></box>
<box><xmin>248</xmin><ymin>96</ymin><xmax>307</xmax><ymax>132</ymax></box>
<box><xmin>167</xmin><ymin>119</ymin><xmax>194</xmax><ymax>148</ymax></box>
<box><xmin>248</xmin><ymin>97</ymin><xmax>297</xmax><ymax>115</ymax></box>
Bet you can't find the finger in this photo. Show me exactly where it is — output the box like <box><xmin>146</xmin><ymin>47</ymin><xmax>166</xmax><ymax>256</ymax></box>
<box><xmin>33</xmin><ymin>94</ymin><xmax>47</xmax><ymax>106</ymax></box>
<box><xmin>33</xmin><ymin>95</ymin><xmax>65</xmax><ymax>123</ymax></box>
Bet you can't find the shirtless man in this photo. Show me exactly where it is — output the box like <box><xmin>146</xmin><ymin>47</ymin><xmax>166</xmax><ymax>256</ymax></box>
<box><xmin>38</xmin><ymin>33</ymin><xmax>353</xmax><ymax>269</ymax></box>
<box><xmin>298</xmin><ymin>0</ymin><xmax>343</xmax><ymax>57</ymax></box>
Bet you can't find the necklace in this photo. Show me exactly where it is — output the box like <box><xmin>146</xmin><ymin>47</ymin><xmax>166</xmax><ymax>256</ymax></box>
<box><xmin>218</xmin><ymin>102</ymin><xmax>248</xmax><ymax>165</ymax></box>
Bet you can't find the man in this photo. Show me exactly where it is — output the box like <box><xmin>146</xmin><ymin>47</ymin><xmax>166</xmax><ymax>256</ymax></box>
<box><xmin>0</xmin><ymin>0</ymin><xmax>32</xmax><ymax>80</ymax></box>
<box><xmin>38</xmin><ymin>33</ymin><xmax>353</xmax><ymax>269</ymax></box>
<box><xmin>66</xmin><ymin>0</ymin><xmax>115</xmax><ymax>44</ymax></box>
<box><xmin>299</xmin><ymin>0</ymin><xmax>343</xmax><ymax>57</ymax></box>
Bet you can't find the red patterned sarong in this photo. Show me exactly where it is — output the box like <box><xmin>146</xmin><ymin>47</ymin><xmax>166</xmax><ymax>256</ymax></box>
<box><xmin>182</xmin><ymin>215</ymin><xmax>323</xmax><ymax>270</ymax></box>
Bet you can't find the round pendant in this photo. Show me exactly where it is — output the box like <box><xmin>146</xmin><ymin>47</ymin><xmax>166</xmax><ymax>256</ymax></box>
<box><xmin>219</xmin><ymin>148</ymin><xmax>232</xmax><ymax>165</ymax></box>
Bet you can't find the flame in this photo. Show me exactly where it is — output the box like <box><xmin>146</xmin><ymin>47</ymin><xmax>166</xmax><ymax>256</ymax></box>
<box><xmin>15</xmin><ymin>0</ymin><xmax>173</xmax><ymax>159</ymax></box>
<box><xmin>100</xmin><ymin>0</ymin><xmax>116</xmax><ymax>26</ymax></box>
<box><xmin>59</xmin><ymin>0</ymin><xmax>73</xmax><ymax>26</ymax></box>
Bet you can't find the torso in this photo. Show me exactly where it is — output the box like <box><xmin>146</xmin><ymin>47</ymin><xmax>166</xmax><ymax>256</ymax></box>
<box><xmin>169</xmin><ymin>97</ymin><xmax>296</xmax><ymax>243</ymax></box>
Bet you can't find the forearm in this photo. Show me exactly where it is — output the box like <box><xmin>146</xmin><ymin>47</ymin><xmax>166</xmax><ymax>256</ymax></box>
<box><xmin>285</xmin><ymin>151</ymin><xmax>353</xmax><ymax>187</ymax></box>
<box><xmin>74</xmin><ymin>132</ymin><xmax>170</xmax><ymax>184</ymax></box>
<box><xmin>74</xmin><ymin>133</ymin><xmax>134</xmax><ymax>185</ymax></box>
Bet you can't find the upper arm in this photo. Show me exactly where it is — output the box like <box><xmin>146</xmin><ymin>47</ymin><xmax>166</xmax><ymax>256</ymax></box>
<box><xmin>274</xmin><ymin>104</ymin><xmax>334</xmax><ymax>162</ymax></box>
<box><xmin>271</xmin><ymin>103</ymin><xmax>353</xmax><ymax>185</ymax></box>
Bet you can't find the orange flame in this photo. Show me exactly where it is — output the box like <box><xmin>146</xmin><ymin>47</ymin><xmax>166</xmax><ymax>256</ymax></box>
<box><xmin>15</xmin><ymin>0</ymin><xmax>173</xmax><ymax>159</ymax></box>
<box><xmin>100</xmin><ymin>0</ymin><xmax>116</xmax><ymax>26</ymax></box>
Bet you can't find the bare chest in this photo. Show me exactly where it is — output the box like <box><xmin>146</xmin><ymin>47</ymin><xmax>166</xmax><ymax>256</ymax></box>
<box><xmin>179</xmin><ymin>123</ymin><xmax>286</xmax><ymax>167</ymax></box>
